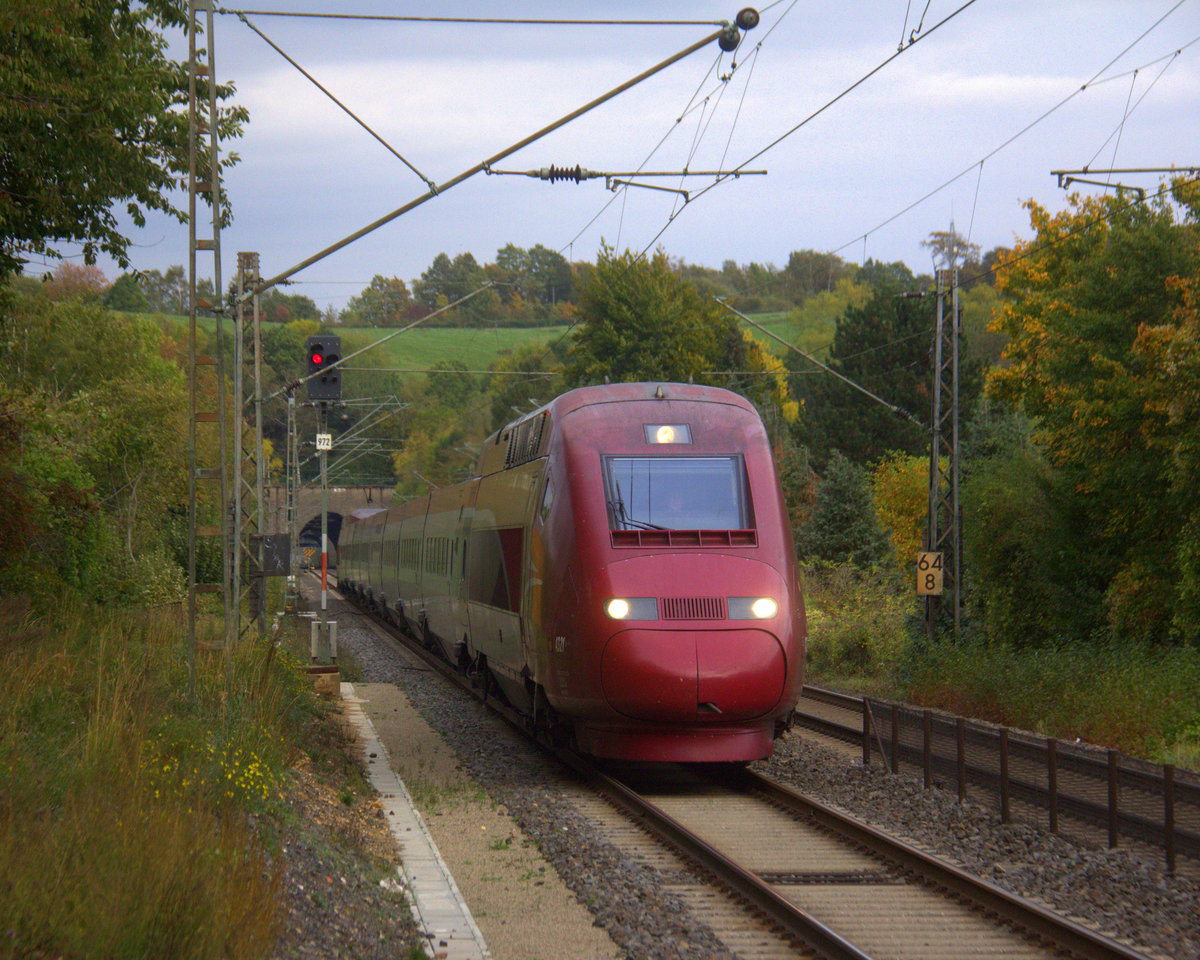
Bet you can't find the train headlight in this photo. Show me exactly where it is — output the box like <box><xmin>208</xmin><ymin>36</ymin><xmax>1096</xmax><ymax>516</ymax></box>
<box><xmin>728</xmin><ymin>596</ymin><xmax>779</xmax><ymax>619</ymax></box>
<box><xmin>604</xmin><ymin>597</ymin><xmax>658</xmax><ymax>620</ymax></box>
<box><xmin>644</xmin><ymin>423</ymin><xmax>692</xmax><ymax>444</ymax></box>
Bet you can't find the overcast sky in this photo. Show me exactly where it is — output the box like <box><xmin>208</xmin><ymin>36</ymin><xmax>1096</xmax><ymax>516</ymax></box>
<box><xmin>60</xmin><ymin>0</ymin><xmax>1200</xmax><ymax>309</ymax></box>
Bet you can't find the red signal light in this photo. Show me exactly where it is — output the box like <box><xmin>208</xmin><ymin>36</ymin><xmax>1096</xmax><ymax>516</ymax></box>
<box><xmin>311</xmin><ymin>352</ymin><xmax>324</xmax><ymax>365</ymax></box>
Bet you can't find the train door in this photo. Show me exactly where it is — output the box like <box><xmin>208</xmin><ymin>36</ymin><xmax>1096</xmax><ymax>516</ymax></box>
<box><xmin>465</xmin><ymin>463</ymin><xmax>539</xmax><ymax>685</ymax></box>
<box><xmin>452</xmin><ymin>479</ymin><xmax>480</xmax><ymax>664</ymax></box>
<box><xmin>523</xmin><ymin>463</ymin><xmax>552</xmax><ymax>681</ymax></box>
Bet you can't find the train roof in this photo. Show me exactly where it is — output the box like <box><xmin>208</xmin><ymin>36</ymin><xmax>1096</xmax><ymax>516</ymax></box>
<box><xmin>488</xmin><ymin>382</ymin><xmax>756</xmax><ymax>444</ymax></box>
<box><xmin>476</xmin><ymin>382</ymin><xmax>760</xmax><ymax>477</ymax></box>
<box><xmin>548</xmin><ymin>382</ymin><xmax>757</xmax><ymax>419</ymax></box>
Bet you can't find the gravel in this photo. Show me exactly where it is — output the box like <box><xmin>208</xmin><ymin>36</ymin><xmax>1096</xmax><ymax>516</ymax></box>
<box><xmin>334</xmin><ymin>600</ymin><xmax>1199</xmax><ymax>960</ymax></box>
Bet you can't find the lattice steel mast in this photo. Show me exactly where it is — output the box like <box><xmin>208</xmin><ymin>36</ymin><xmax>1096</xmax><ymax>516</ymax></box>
<box><xmin>186</xmin><ymin>0</ymin><xmax>231</xmax><ymax>684</ymax></box>
<box><xmin>924</xmin><ymin>268</ymin><xmax>962</xmax><ymax>639</ymax></box>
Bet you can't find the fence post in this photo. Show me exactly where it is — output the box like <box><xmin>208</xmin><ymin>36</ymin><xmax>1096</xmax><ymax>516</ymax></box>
<box><xmin>923</xmin><ymin>710</ymin><xmax>933</xmax><ymax>789</ymax></box>
<box><xmin>1164</xmin><ymin>764</ymin><xmax>1176</xmax><ymax>875</ymax></box>
<box><xmin>891</xmin><ymin>703</ymin><xmax>900</xmax><ymax>774</ymax></box>
<box><xmin>956</xmin><ymin>717</ymin><xmax>966</xmax><ymax>802</ymax></box>
<box><xmin>1000</xmin><ymin>728</ymin><xmax>1011</xmax><ymax>824</ymax></box>
<box><xmin>1047</xmin><ymin>738</ymin><xmax>1059</xmax><ymax>834</ymax></box>
<box><xmin>1108</xmin><ymin>749</ymin><xmax>1120</xmax><ymax>849</ymax></box>
<box><xmin>862</xmin><ymin>698</ymin><xmax>871</xmax><ymax>766</ymax></box>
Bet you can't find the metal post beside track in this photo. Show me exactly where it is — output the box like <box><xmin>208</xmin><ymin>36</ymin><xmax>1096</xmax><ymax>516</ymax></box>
<box><xmin>1108</xmin><ymin>750</ymin><xmax>1120</xmax><ymax>849</ymax></box>
<box><xmin>1000</xmin><ymin>728</ymin><xmax>1011</xmax><ymax>824</ymax></box>
<box><xmin>1048</xmin><ymin>738</ymin><xmax>1059</xmax><ymax>834</ymax></box>
<box><xmin>890</xmin><ymin>704</ymin><xmax>900</xmax><ymax>774</ymax></box>
<box><xmin>1165</xmin><ymin>764</ymin><xmax>1176</xmax><ymax>874</ymax></box>
<box><xmin>862</xmin><ymin>699</ymin><xmax>871</xmax><ymax>766</ymax></box>
<box><xmin>923</xmin><ymin>710</ymin><xmax>933</xmax><ymax>789</ymax></box>
<box><xmin>956</xmin><ymin>717</ymin><xmax>966</xmax><ymax>802</ymax></box>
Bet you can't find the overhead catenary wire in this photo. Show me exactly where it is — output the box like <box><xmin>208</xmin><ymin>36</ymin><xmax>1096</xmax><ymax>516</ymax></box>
<box><xmin>1085</xmin><ymin>53</ymin><xmax>1181</xmax><ymax>173</ymax></box>
<box><xmin>634</xmin><ymin>0</ymin><xmax>984</xmax><ymax>259</ymax></box>
<box><xmin>217</xmin><ymin>10</ymin><xmax>725</xmax><ymax>26</ymax></box>
<box><xmin>831</xmin><ymin>5</ymin><xmax>1196</xmax><ymax>257</ymax></box>
<box><xmin>246</xmin><ymin>23</ymin><xmax>732</xmax><ymax>302</ymax></box>
<box><xmin>235</xmin><ymin>12</ymin><xmax>435</xmax><ymax>191</ymax></box>
<box><xmin>715</xmin><ymin>297</ymin><xmax>924</xmax><ymax>426</ymax></box>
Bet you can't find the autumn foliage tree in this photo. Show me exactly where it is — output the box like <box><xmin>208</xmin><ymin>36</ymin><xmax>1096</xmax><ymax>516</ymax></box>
<box><xmin>984</xmin><ymin>182</ymin><xmax>1200</xmax><ymax>643</ymax></box>
<box><xmin>0</xmin><ymin>1</ymin><xmax>247</xmax><ymax>279</ymax></box>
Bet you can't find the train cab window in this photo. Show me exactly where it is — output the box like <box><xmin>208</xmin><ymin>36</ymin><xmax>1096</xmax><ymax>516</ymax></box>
<box><xmin>604</xmin><ymin>456</ymin><xmax>750</xmax><ymax>531</ymax></box>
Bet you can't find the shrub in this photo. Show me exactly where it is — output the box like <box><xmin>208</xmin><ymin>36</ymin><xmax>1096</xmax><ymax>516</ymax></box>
<box><xmin>798</xmin><ymin>452</ymin><xmax>892</xmax><ymax>567</ymax></box>
<box><xmin>905</xmin><ymin>635</ymin><xmax>1200</xmax><ymax>760</ymax></box>
<box><xmin>802</xmin><ymin>563</ymin><xmax>910</xmax><ymax>686</ymax></box>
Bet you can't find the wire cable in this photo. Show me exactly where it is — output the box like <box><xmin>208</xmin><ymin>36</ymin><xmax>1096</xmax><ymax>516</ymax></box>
<box><xmin>634</xmin><ymin>0</ymin><xmax>983</xmax><ymax>259</ymax></box>
<box><xmin>834</xmin><ymin>4</ymin><xmax>1194</xmax><ymax>256</ymax></box>
<box><xmin>1086</xmin><ymin>52</ymin><xmax>1179</xmax><ymax>172</ymax></box>
<box><xmin>234</xmin><ymin>12</ymin><xmax>436</xmax><ymax>191</ymax></box>
<box><xmin>217</xmin><ymin>9</ymin><xmax>725</xmax><ymax>26</ymax></box>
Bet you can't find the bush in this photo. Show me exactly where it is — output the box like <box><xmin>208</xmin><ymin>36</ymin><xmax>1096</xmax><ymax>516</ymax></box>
<box><xmin>961</xmin><ymin>447</ymin><xmax>1098</xmax><ymax>644</ymax></box>
<box><xmin>905</xmin><ymin>635</ymin><xmax>1200</xmax><ymax>760</ymax></box>
<box><xmin>798</xmin><ymin>451</ymin><xmax>892</xmax><ymax>567</ymax></box>
<box><xmin>802</xmin><ymin>563</ymin><xmax>911</xmax><ymax>686</ymax></box>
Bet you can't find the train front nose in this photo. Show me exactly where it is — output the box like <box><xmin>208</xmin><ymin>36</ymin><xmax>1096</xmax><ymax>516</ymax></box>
<box><xmin>600</xmin><ymin>627</ymin><xmax>786</xmax><ymax>722</ymax></box>
<box><xmin>594</xmin><ymin>554</ymin><xmax>792</xmax><ymax>723</ymax></box>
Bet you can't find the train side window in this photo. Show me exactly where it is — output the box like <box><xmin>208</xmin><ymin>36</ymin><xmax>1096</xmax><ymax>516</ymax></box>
<box><xmin>539</xmin><ymin>475</ymin><xmax>555</xmax><ymax>524</ymax></box>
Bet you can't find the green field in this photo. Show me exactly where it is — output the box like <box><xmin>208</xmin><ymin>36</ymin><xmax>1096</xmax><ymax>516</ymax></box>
<box><xmin>336</xmin><ymin>323</ymin><xmax>570</xmax><ymax>372</ymax></box>
<box><xmin>175</xmin><ymin>311</ymin><xmax>810</xmax><ymax>373</ymax></box>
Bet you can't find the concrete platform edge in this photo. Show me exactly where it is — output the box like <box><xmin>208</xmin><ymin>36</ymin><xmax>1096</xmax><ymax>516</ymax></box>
<box><xmin>341</xmin><ymin>681</ymin><xmax>491</xmax><ymax>960</ymax></box>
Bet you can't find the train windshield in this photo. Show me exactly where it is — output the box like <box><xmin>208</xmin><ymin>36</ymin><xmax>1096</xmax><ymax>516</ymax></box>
<box><xmin>604</xmin><ymin>456</ymin><xmax>750</xmax><ymax>531</ymax></box>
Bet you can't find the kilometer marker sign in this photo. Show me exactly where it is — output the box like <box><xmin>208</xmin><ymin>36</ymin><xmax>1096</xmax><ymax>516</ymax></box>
<box><xmin>916</xmin><ymin>551</ymin><xmax>944</xmax><ymax>596</ymax></box>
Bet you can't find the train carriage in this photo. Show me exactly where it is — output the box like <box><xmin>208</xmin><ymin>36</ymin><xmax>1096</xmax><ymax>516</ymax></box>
<box><xmin>338</xmin><ymin>382</ymin><xmax>805</xmax><ymax>763</ymax></box>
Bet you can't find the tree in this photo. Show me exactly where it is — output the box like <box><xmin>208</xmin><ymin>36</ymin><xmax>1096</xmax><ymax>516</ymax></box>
<box><xmin>987</xmin><ymin>187</ymin><xmax>1200</xmax><ymax>642</ymax></box>
<box><xmin>43</xmin><ymin>262</ymin><xmax>109</xmax><ymax>301</ymax></box>
<box><xmin>564</xmin><ymin>244</ymin><xmax>735</xmax><ymax>386</ymax></box>
<box><xmin>922</xmin><ymin>226</ymin><xmax>981</xmax><ymax>271</ymax></box>
<box><xmin>104</xmin><ymin>273</ymin><xmax>150</xmax><ymax>312</ymax></box>
<box><xmin>259</xmin><ymin>288</ymin><xmax>319</xmax><ymax>323</ymax></box>
<box><xmin>782</xmin><ymin>249</ymin><xmax>853</xmax><ymax>302</ymax></box>
<box><xmin>141</xmin><ymin>265</ymin><xmax>189</xmax><ymax>315</ymax></box>
<box><xmin>0</xmin><ymin>291</ymin><xmax>194</xmax><ymax>599</ymax></box>
<box><xmin>788</xmin><ymin>260</ymin><xmax>934</xmax><ymax>466</ymax></box>
<box><xmin>872</xmin><ymin>452</ymin><xmax>928</xmax><ymax>578</ymax></box>
<box><xmin>342</xmin><ymin>275</ymin><xmax>412</xmax><ymax>327</ymax></box>
<box><xmin>797</xmin><ymin>451</ymin><xmax>892</xmax><ymax>567</ymax></box>
<box><xmin>0</xmin><ymin>2</ymin><xmax>248</xmax><ymax>279</ymax></box>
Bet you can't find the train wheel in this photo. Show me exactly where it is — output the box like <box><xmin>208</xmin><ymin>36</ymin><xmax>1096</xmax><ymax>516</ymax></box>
<box><xmin>477</xmin><ymin>655</ymin><xmax>492</xmax><ymax>701</ymax></box>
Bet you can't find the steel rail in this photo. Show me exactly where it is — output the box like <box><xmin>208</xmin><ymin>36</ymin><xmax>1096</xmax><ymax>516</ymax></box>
<box><xmin>742</xmin><ymin>769</ymin><xmax>1156</xmax><ymax>960</ymax></box>
<box><xmin>557</xmin><ymin>752</ymin><xmax>875</xmax><ymax>960</ymax></box>
<box><xmin>337</xmin><ymin>584</ymin><xmax>872</xmax><ymax>959</ymax></box>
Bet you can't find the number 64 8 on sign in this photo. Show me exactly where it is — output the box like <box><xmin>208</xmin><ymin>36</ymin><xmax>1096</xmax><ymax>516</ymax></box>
<box><xmin>916</xmin><ymin>551</ymin><xmax>944</xmax><ymax>596</ymax></box>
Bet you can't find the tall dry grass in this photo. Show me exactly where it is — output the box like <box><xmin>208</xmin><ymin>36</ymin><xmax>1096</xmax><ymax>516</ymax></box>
<box><xmin>0</xmin><ymin>597</ymin><xmax>317</xmax><ymax>958</ymax></box>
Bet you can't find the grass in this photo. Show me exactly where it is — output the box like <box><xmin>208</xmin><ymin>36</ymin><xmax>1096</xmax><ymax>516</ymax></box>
<box><xmin>336</xmin><ymin>323</ymin><xmax>568</xmax><ymax>372</ymax></box>
<box><xmin>905</xmin><ymin>638</ymin><xmax>1200</xmax><ymax>763</ymax></box>
<box><xmin>801</xmin><ymin>565</ymin><xmax>1200</xmax><ymax>768</ymax></box>
<box><xmin>0</xmin><ymin>596</ymin><xmax>325</xmax><ymax>958</ymax></box>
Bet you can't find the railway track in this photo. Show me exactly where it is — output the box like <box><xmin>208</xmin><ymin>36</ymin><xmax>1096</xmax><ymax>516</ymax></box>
<box><xmin>580</xmin><ymin>761</ymin><xmax>1154</xmax><ymax>960</ymax></box>
<box><xmin>796</xmin><ymin>686</ymin><xmax>1200</xmax><ymax>875</ymax></box>
<box><xmin>340</xmin><ymin>585</ymin><xmax>1160</xmax><ymax>959</ymax></box>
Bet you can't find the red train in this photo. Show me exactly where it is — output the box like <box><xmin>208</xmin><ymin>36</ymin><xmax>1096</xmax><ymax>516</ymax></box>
<box><xmin>338</xmin><ymin>382</ymin><xmax>805</xmax><ymax>762</ymax></box>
